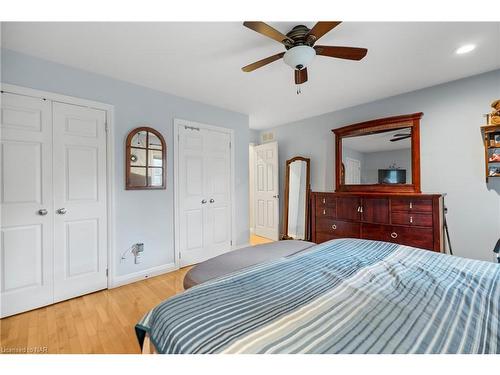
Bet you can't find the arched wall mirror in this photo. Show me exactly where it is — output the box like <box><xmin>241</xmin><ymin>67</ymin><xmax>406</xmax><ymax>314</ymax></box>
<box><xmin>126</xmin><ymin>127</ymin><xmax>166</xmax><ymax>190</ymax></box>
<box><xmin>283</xmin><ymin>157</ymin><xmax>311</xmax><ymax>240</ymax></box>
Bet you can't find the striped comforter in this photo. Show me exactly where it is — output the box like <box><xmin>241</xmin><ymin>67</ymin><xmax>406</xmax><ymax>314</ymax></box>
<box><xmin>135</xmin><ymin>239</ymin><xmax>500</xmax><ymax>354</ymax></box>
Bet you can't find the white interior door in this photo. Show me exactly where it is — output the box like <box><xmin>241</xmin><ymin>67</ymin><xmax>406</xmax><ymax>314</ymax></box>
<box><xmin>345</xmin><ymin>157</ymin><xmax>361</xmax><ymax>184</ymax></box>
<box><xmin>253</xmin><ymin>141</ymin><xmax>279</xmax><ymax>241</ymax></box>
<box><xmin>52</xmin><ymin>102</ymin><xmax>108</xmax><ymax>302</ymax></box>
<box><xmin>0</xmin><ymin>92</ymin><xmax>54</xmax><ymax>317</ymax></box>
<box><xmin>177</xmin><ymin>123</ymin><xmax>232</xmax><ymax>267</ymax></box>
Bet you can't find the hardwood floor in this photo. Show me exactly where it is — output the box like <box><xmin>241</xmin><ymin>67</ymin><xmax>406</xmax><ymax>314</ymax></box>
<box><xmin>250</xmin><ymin>234</ymin><xmax>274</xmax><ymax>245</ymax></box>
<box><xmin>0</xmin><ymin>266</ymin><xmax>192</xmax><ymax>354</ymax></box>
<box><xmin>1</xmin><ymin>236</ymin><xmax>275</xmax><ymax>354</ymax></box>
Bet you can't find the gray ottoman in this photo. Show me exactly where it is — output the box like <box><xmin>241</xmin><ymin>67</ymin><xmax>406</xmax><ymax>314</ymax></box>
<box><xmin>183</xmin><ymin>240</ymin><xmax>316</xmax><ymax>289</ymax></box>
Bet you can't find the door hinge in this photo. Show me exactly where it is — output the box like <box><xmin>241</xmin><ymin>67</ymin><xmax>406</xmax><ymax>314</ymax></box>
<box><xmin>105</xmin><ymin>122</ymin><xmax>108</xmax><ymax>132</ymax></box>
<box><xmin>229</xmin><ymin>141</ymin><xmax>231</xmax><ymax>149</ymax></box>
<box><xmin>179</xmin><ymin>252</ymin><xmax>182</xmax><ymax>260</ymax></box>
<box><xmin>105</xmin><ymin>268</ymin><xmax>108</xmax><ymax>277</ymax></box>
<box><xmin>230</xmin><ymin>240</ymin><xmax>233</xmax><ymax>246</ymax></box>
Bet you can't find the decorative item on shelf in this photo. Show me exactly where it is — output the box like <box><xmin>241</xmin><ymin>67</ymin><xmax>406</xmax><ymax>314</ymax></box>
<box><xmin>125</xmin><ymin>126</ymin><xmax>166</xmax><ymax>190</ymax></box>
<box><xmin>488</xmin><ymin>166</ymin><xmax>500</xmax><ymax>177</ymax></box>
<box><xmin>488</xmin><ymin>150</ymin><xmax>500</xmax><ymax>162</ymax></box>
<box><xmin>489</xmin><ymin>99</ymin><xmax>500</xmax><ymax>125</ymax></box>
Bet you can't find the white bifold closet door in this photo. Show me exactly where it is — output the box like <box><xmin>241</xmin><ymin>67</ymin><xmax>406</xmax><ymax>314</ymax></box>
<box><xmin>0</xmin><ymin>92</ymin><xmax>108</xmax><ymax>317</ymax></box>
<box><xmin>52</xmin><ymin>102</ymin><xmax>108</xmax><ymax>303</ymax></box>
<box><xmin>178</xmin><ymin>125</ymin><xmax>232</xmax><ymax>267</ymax></box>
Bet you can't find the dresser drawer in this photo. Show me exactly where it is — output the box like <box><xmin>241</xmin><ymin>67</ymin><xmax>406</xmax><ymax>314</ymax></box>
<box><xmin>316</xmin><ymin>219</ymin><xmax>360</xmax><ymax>239</ymax></box>
<box><xmin>391</xmin><ymin>198</ymin><xmax>432</xmax><ymax>212</ymax></box>
<box><xmin>391</xmin><ymin>212</ymin><xmax>433</xmax><ymax>227</ymax></box>
<box><xmin>315</xmin><ymin>194</ymin><xmax>336</xmax><ymax>207</ymax></box>
<box><xmin>362</xmin><ymin>223</ymin><xmax>434</xmax><ymax>250</ymax></box>
<box><xmin>315</xmin><ymin>206</ymin><xmax>336</xmax><ymax>218</ymax></box>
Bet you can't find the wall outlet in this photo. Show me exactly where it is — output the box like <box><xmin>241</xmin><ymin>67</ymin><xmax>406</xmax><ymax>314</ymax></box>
<box><xmin>132</xmin><ymin>243</ymin><xmax>144</xmax><ymax>264</ymax></box>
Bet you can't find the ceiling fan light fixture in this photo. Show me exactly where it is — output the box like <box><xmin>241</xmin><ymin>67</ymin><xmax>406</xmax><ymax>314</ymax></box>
<box><xmin>283</xmin><ymin>45</ymin><xmax>316</xmax><ymax>70</ymax></box>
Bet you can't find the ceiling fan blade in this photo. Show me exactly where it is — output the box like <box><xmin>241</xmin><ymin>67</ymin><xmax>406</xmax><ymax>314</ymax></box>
<box><xmin>314</xmin><ymin>45</ymin><xmax>368</xmax><ymax>60</ymax></box>
<box><xmin>243</xmin><ymin>21</ymin><xmax>294</xmax><ymax>45</ymax></box>
<box><xmin>241</xmin><ymin>52</ymin><xmax>285</xmax><ymax>72</ymax></box>
<box><xmin>294</xmin><ymin>68</ymin><xmax>308</xmax><ymax>84</ymax></box>
<box><xmin>390</xmin><ymin>135</ymin><xmax>411</xmax><ymax>142</ymax></box>
<box><xmin>393</xmin><ymin>133</ymin><xmax>411</xmax><ymax>137</ymax></box>
<box><xmin>306</xmin><ymin>22</ymin><xmax>342</xmax><ymax>43</ymax></box>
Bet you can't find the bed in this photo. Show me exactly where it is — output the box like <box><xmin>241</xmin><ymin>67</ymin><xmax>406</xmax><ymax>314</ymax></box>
<box><xmin>135</xmin><ymin>239</ymin><xmax>500</xmax><ymax>354</ymax></box>
<box><xmin>183</xmin><ymin>240</ymin><xmax>316</xmax><ymax>289</ymax></box>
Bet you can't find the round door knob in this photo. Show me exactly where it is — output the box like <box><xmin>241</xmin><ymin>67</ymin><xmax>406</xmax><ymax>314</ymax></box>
<box><xmin>57</xmin><ymin>208</ymin><xmax>67</xmax><ymax>215</ymax></box>
<box><xmin>391</xmin><ymin>232</ymin><xmax>398</xmax><ymax>239</ymax></box>
<box><xmin>331</xmin><ymin>224</ymin><xmax>337</xmax><ymax>230</ymax></box>
<box><xmin>209</xmin><ymin>199</ymin><xmax>215</xmax><ymax>203</ymax></box>
<box><xmin>201</xmin><ymin>199</ymin><xmax>207</xmax><ymax>204</ymax></box>
<box><xmin>38</xmin><ymin>209</ymin><xmax>48</xmax><ymax>216</ymax></box>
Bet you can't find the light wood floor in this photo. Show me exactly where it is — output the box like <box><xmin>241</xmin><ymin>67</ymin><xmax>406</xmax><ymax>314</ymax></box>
<box><xmin>250</xmin><ymin>234</ymin><xmax>274</xmax><ymax>245</ymax></box>
<box><xmin>0</xmin><ymin>267</ymin><xmax>192</xmax><ymax>354</ymax></box>
<box><xmin>1</xmin><ymin>235</ymin><xmax>274</xmax><ymax>354</ymax></box>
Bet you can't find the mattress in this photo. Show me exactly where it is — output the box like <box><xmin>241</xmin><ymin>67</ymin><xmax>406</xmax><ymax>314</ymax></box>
<box><xmin>183</xmin><ymin>240</ymin><xmax>316</xmax><ymax>289</ymax></box>
<box><xmin>136</xmin><ymin>239</ymin><xmax>500</xmax><ymax>354</ymax></box>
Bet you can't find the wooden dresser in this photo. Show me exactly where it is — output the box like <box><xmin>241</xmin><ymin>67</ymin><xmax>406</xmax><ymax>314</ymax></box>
<box><xmin>311</xmin><ymin>192</ymin><xmax>444</xmax><ymax>252</ymax></box>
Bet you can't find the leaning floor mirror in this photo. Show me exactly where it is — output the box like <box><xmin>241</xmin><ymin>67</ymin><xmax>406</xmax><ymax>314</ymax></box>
<box><xmin>283</xmin><ymin>157</ymin><xmax>311</xmax><ymax>240</ymax></box>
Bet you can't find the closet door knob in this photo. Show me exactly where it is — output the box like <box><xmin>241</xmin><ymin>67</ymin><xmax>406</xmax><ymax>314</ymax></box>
<box><xmin>391</xmin><ymin>232</ymin><xmax>398</xmax><ymax>239</ymax></box>
<box><xmin>201</xmin><ymin>199</ymin><xmax>207</xmax><ymax>204</ymax></box>
<box><xmin>331</xmin><ymin>224</ymin><xmax>337</xmax><ymax>230</ymax></box>
<box><xmin>38</xmin><ymin>209</ymin><xmax>48</xmax><ymax>216</ymax></box>
<box><xmin>209</xmin><ymin>199</ymin><xmax>215</xmax><ymax>203</ymax></box>
<box><xmin>57</xmin><ymin>208</ymin><xmax>67</xmax><ymax>215</ymax></box>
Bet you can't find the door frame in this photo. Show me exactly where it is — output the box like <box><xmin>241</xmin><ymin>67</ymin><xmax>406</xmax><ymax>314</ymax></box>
<box><xmin>0</xmin><ymin>83</ymin><xmax>117</xmax><ymax>288</ymax></box>
<box><xmin>173</xmin><ymin>118</ymin><xmax>235</xmax><ymax>268</ymax></box>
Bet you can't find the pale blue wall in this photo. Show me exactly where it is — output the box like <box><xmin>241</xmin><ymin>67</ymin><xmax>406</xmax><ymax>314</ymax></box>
<box><xmin>261</xmin><ymin>69</ymin><xmax>500</xmax><ymax>262</ymax></box>
<box><xmin>1</xmin><ymin>48</ymin><xmax>250</xmax><ymax>277</ymax></box>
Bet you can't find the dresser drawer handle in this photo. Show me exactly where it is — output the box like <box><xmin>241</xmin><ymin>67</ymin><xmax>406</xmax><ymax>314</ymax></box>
<box><xmin>323</xmin><ymin>209</ymin><xmax>326</xmax><ymax>215</ymax></box>
<box><xmin>331</xmin><ymin>224</ymin><xmax>337</xmax><ymax>230</ymax></box>
<box><xmin>322</xmin><ymin>198</ymin><xmax>326</xmax><ymax>204</ymax></box>
<box><xmin>409</xmin><ymin>202</ymin><xmax>413</xmax><ymax>209</ymax></box>
<box><xmin>391</xmin><ymin>232</ymin><xmax>398</xmax><ymax>239</ymax></box>
<box><xmin>409</xmin><ymin>216</ymin><xmax>413</xmax><ymax>224</ymax></box>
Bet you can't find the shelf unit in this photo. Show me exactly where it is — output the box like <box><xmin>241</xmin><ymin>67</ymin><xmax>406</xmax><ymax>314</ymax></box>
<box><xmin>481</xmin><ymin>124</ymin><xmax>500</xmax><ymax>182</ymax></box>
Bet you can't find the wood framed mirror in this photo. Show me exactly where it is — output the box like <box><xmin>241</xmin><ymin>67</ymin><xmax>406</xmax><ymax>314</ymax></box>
<box><xmin>333</xmin><ymin>113</ymin><xmax>422</xmax><ymax>193</ymax></box>
<box><xmin>283</xmin><ymin>156</ymin><xmax>311</xmax><ymax>240</ymax></box>
<box><xmin>126</xmin><ymin>126</ymin><xmax>166</xmax><ymax>190</ymax></box>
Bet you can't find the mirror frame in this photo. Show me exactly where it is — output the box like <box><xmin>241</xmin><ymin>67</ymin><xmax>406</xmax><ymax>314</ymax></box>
<box><xmin>125</xmin><ymin>126</ymin><xmax>167</xmax><ymax>190</ymax></box>
<box><xmin>333</xmin><ymin>112</ymin><xmax>423</xmax><ymax>193</ymax></box>
<box><xmin>283</xmin><ymin>156</ymin><xmax>311</xmax><ymax>241</ymax></box>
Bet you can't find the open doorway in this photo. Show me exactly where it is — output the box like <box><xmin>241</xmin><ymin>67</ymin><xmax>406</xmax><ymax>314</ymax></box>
<box><xmin>249</xmin><ymin>142</ymin><xmax>279</xmax><ymax>245</ymax></box>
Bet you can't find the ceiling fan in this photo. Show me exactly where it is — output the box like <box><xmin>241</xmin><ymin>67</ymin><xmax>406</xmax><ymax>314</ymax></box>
<box><xmin>390</xmin><ymin>133</ymin><xmax>412</xmax><ymax>142</ymax></box>
<box><xmin>241</xmin><ymin>21</ymin><xmax>368</xmax><ymax>93</ymax></box>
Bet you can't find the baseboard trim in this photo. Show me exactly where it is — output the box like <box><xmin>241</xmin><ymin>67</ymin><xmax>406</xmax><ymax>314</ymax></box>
<box><xmin>111</xmin><ymin>262</ymin><xmax>178</xmax><ymax>288</ymax></box>
<box><xmin>232</xmin><ymin>242</ymin><xmax>250</xmax><ymax>251</ymax></box>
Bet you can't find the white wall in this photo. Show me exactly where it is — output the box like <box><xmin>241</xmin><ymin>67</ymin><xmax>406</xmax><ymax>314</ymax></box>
<box><xmin>1</xmin><ymin>48</ymin><xmax>250</xmax><ymax>278</ymax></box>
<box><xmin>260</xmin><ymin>69</ymin><xmax>500</xmax><ymax>262</ymax></box>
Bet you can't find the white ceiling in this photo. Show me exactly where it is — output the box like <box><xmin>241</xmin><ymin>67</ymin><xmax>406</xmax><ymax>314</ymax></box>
<box><xmin>343</xmin><ymin>129</ymin><xmax>411</xmax><ymax>153</ymax></box>
<box><xmin>2</xmin><ymin>22</ymin><xmax>499</xmax><ymax>129</ymax></box>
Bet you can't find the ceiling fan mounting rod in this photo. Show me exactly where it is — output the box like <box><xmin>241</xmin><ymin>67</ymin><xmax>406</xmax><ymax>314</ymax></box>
<box><xmin>284</xmin><ymin>25</ymin><xmax>313</xmax><ymax>49</ymax></box>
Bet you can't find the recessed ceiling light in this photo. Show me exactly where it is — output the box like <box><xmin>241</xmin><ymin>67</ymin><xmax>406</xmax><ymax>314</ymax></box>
<box><xmin>456</xmin><ymin>44</ymin><xmax>476</xmax><ymax>55</ymax></box>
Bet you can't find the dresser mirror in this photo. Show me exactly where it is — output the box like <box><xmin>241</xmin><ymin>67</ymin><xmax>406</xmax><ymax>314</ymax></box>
<box><xmin>342</xmin><ymin>127</ymin><xmax>412</xmax><ymax>185</ymax></box>
<box><xmin>283</xmin><ymin>157</ymin><xmax>311</xmax><ymax>240</ymax></box>
<box><xmin>334</xmin><ymin>113</ymin><xmax>422</xmax><ymax>193</ymax></box>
